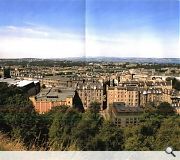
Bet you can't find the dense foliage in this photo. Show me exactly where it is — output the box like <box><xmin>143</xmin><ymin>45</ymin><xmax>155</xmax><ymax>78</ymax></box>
<box><xmin>0</xmin><ymin>82</ymin><xmax>179</xmax><ymax>150</ymax></box>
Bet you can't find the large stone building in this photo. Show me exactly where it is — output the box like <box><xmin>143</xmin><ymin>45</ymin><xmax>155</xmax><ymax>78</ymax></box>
<box><xmin>40</xmin><ymin>76</ymin><xmax>100</xmax><ymax>89</ymax></box>
<box><xmin>171</xmin><ymin>91</ymin><xmax>180</xmax><ymax>114</ymax></box>
<box><xmin>106</xmin><ymin>80</ymin><xmax>173</xmax><ymax>108</ymax></box>
<box><xmin>76</xmin><ymin>82</ymin><xmax>104</xmax><ymax>110</ymax></box>
<box><xmin>107</xmin><ymin>86</ymin><xmax>140</xmax><ymax>108</ymax></box>
<box><xmin>10</xmin><ymin>68</ymin><xmax>20</xmax><ymax>77</ymax></box>
<box><xmin>139</xmin><ymin>88</ymin><xmax>172</xmax><ymax>107</ymax></box>
<box><xmin>104</xmin><ymin>102</ymin><xmax>143</xmax><ymax>127</ymax></box>
<box><xmin>41</xmin><ymin>76</ymin><xmax>70</xmax><ymax>88</ymax></box>
<box><xmin>30</xmin><ymin>88</ymin><xmax>75</xmax><ymax>113</ymax></box>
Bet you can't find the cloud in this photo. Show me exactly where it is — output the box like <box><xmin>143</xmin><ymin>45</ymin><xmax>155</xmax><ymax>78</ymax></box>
<box><xmin>0</xmin><ymin>25</ymin><xmax>179</xmax><ymax>58</ymax></box>
<box><xmin>0</xmin><ymin>25</ymin><xmax>85</xmax><ymax>58</ymax></box>
<box><xmin>0</xmin><ymin>26</ymin><xmax>49</xmax><ymax>38</ymax></box>
<box><xmin>0</xmin><ymin>37</ymin><xmax>85</xmax><ymax>58</ymax></box>
<box><xmin>85</xmin><ymin>33</ymin><xmax>180</xmax><ymax>58</ymax></box>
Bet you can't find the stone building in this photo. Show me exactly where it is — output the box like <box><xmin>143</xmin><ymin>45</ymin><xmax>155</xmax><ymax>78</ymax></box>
<box><xmin>104</xmin><ymin>102</ymin><xmax>143</xmax><ymax>127</ymax></box>
<box><xmin>107</xmin><ymin>86</ymin><xmax>140</xmax><ymax>108</ymax></box>
<box><xmin>76</xmin><ymin>82</ymin><xmax>104</xmax><ymax>110</ymax></box>
<box><xmin>41</xmin><ymin>76</ymin><xmax>69</xmax><ymax>88</ymax></box>
<box><xmin>171</xmin><ymin>91</ymin><xmax>180</xmax><ymax>114</ymax></box>
<box><xmin>106</xmin><ymin>81</ymin><xmax>173</xmax><ymax>108</ymax></box>
<box><xmin>30</xmin><ymin>88</ymin><xmax>75</xmax><ymax>113</ymax></box>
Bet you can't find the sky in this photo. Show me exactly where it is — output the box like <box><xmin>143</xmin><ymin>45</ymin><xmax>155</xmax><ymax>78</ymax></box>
<box><xmin>0</xmin><ymin>0</ymin><xmax>179</xmax><ymax>58</ymax></box>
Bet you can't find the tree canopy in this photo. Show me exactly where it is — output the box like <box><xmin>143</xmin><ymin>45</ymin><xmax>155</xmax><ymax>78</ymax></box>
<box><xmin>0</xmin><ymin>82</ymin><xmax>179</xmax><ymax>151</ymax></box>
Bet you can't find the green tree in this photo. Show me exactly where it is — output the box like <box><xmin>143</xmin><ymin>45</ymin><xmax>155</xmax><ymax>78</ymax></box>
<box><xmin>124</xmin><ymin>126</ymin><xmax>142</xmax><ymax>150</ymax></box>
<box><xmin>124</xmin><ymin>111</ymin><xmax>164</xmax><ymax>151</ymax></box>
<box><xmin>92</xmin><ymin>121</ymin><xmax>124</xmax><ymax>150</ymax></box>
<box><xmin>156</xmin><ymin>102</ymin><xmax>175</xmax><ymax>115</ymax></box>
<box><xmin>72</xmin><ymin>109</ymin><xmax>103</xmax><ymax>150</ymax></box>
<box><xmin>49</xmin><ymin>107</ymin><xmax>82</xmax><ymax>150</ymax></box>
<box><xmin>144</xmin><ymin>102</ymin><xmax>157</xmax><ymax>113</ymax></box>
<box><xmin>3</xmin><ymin>110</ymin><xmax>49</xmax><ymax>149</ymax></box>
<box><xmin>155</xmin><ymin>116</ymin><xmax>180</xmax><ymax>150</ymax></box>
<box><xmin>89</xmin><ymin>102</ymin><xmax>101</xmax><ymax>113</ymax></box>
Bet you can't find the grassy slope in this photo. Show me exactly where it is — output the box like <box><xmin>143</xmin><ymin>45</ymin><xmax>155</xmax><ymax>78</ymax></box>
<box><xmin>0</xmin><ymin>132</ymin><xmax>25</xmax><ymax>151</ymax></box>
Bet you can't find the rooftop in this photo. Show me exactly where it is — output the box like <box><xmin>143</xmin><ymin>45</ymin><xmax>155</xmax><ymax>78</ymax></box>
<box><xmin>35</xmin><ymin>87</ymin><xmax>75</xmax><ymax>102</ymax></box>
<box><xmin>112</xmin><ymin>102</ymin><xmax>143</xmax><ymax>115</ymax></box>
<box><xmin>0</xmin><ymin>78</ymin><xmax>39</xmax><ymax>87</ymax></box>
<box><xmin>76</xmin><ymin>82</ymin><xmax>103</xmax><ymax>90</ymax></box>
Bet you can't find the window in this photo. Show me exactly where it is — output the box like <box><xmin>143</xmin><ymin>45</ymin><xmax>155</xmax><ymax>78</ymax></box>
<box><xmin>130</xmin><ymin>118</ymin><xmax>133</xmax><ymax>124</ymax></box>
<box><xmin>134</xmin><ymin>117</ymin><xmax>138</xmax><ymax>124</ymax></box>
<box><xmin>126</xmin><ymin>118</ymin><xmax>130</xmax><ymax>124</ymax></box>
<box><xmin>115</xmin><ymin>118</ymin><xmax>121</xmax><ymax>127</ymax></box>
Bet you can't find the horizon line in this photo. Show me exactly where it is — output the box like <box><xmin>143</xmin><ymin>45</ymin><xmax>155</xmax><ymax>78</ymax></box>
<box><xmin>1</xmin><ymin>56</ymin><xmax>180</xmax><ymax>59</ymax></box>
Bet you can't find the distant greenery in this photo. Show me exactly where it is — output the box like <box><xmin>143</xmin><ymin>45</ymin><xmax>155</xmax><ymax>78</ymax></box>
<box><xmin>0</xmin><ymin>59</ymin><xmax>179</xmax><ymax>70</ymax></box>
<box><xmin>0</xmin><ymin>60</ymin><xmax>87</xmax><ymax>68</ymax></box>
<box><xmin>0</xmin><ymin>82</ymin><xmax>179</xmax><ymax>150</ymax></box>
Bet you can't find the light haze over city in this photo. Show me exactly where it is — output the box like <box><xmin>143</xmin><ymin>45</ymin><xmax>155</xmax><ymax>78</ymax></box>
<box><xmin>0</xmin><ymin>0</ymin><xmax>179</xmax><ymax>58</ymax></box>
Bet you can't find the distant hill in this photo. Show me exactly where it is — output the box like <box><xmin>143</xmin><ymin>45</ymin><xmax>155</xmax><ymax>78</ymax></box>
<box><xmin>58</xmin><ymin>57</ymin><xmax>180</xmax><ymax>64</ymax></box>
<box><xmin>1</xmin><ymin>57</ymin><xmax>180</xmax><ymax>64</ymax></box>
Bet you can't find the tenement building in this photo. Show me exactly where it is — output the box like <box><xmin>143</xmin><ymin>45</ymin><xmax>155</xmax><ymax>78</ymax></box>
<box><xmin>107</xmin><ymin>86</ymin><xmax>140</xmax><ymax>108</ymax></box>
<box><xmin>41</xmin><ymin>76</ymin><xmax>70</xmax><ymax>88</ymax></box>
<box><xmin>76</xmin><ymin>82</ymin><xmax>104</xmax><ymax>110</ymax></box>
<box><xmin>106</xmin><ymin>80</ymin><xmax>173</xmax><ymax>108</ymax></box>
<box><xmin>171</xmin><ymin>91</ymin><xmax>180</xmax><ymax>114</ymax></box>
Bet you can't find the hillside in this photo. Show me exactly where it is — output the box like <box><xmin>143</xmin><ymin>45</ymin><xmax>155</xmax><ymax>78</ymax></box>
<box><xmin>0</xmin><ymin>132</ymin><xmax>25</xmax><ymax>151</ymax></box>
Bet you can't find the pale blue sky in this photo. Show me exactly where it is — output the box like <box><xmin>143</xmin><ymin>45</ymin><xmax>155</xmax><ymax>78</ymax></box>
<box><xmin>0</xmin><ymin>0</ymin><xmax>179</xmax><ymax>58</ymax></box>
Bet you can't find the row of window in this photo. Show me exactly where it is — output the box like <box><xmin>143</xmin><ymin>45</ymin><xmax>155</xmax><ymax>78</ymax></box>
<box><xmin>114</xmin><ymin>117</ymin><xmax>140</xmax><ymax>127</ymax></box>
<box><xmin>79</xmin><ymin>93</ymin><xmax>103</xmax><ymax>97</ymax></box>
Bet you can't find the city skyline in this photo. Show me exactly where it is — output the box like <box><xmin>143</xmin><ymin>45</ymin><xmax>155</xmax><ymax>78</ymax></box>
<box><xmin>0</xmin><ymin>0</ymin><xmax>179</xmax><ymax>58</ymax></box>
